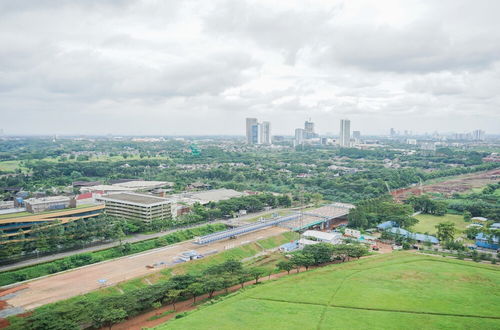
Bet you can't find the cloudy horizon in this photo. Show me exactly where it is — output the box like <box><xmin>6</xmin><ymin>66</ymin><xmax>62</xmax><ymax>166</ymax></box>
<box><xmin>1</xmin><ymin>0</ymin><xmax>499</xmax><ymax>136</ymax></box>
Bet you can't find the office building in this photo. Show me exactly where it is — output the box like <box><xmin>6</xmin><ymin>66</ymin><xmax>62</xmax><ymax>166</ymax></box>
<box><xmin>246</xmin><ymin>118</ymin><xmax>258</xmax><ymax>144</ymax></box>
<box><xmin>352</xmin><ymin>131</ymin><xmax>361</xmax><ymax>139</ymax></box>
<box><xmin>260</xmin><ymin>121</ymin><xmax>271</xmax><ymax>144</ymax></box>
<box><xmin>390</xmin><ymin>128</ymin><xmax>396</xmax><ymax>137</ymax></box>
<box><xmin>303</xmin><ymin>119</ymin><xmax>319</xmax><ymax>139</ymax></box>
<box><xmin>472</xmin><ymin>129</ymin><xmax>485</xmax><ymax>141</ymax></box>
<box><xmin>295</xmin><ymin>128</ymin><xmax>305</xmax><ymax>145</ymax></box>
<box><xmin>97</xmin><ymin>192</ymin><xmax>172</xmax><ymax>222</ymax></box>
<box><xmin>245</xmin><ymin>118</ymin><xmax>271</xmax><ymax>145</ymax></box>
<box><xmin>339</xmin><ymin>119</ymin><xmax>351</xmax><ymax>147</ymax></box>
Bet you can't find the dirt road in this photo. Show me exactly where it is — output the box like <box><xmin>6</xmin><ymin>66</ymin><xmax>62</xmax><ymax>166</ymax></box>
<box><xmin>4</xmin><ymin>227</ymin><xmax>288</xmax><ymax>311</ymax></box>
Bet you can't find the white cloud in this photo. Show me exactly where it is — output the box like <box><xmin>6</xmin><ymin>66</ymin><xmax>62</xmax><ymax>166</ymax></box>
<box><xmin>0</xmin><ymin>0</ymin><xmax>499</xmax><ymax>135</ymax></box>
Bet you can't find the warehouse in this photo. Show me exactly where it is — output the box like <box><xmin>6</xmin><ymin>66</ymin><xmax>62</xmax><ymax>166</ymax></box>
<box><xmin>97</xmin><ymin>192</ymin><xmax>172</xmax><ymax>222</ymax></box>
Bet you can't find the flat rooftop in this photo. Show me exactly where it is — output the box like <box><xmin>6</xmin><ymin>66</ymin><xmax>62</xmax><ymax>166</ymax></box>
<box><xmin>99</xmin><ymin>193</ymin><xmax>169</xmax><ymax>206</ymax></box>
<box><xmin>112</xmin><ymin>180</ymin><xmax>174</xmax><ymax>189</ymax></box>
<box><xmin>189</xmin><ymin>188</ymin><xmax>246</xmax><ymax>203</ymax></box>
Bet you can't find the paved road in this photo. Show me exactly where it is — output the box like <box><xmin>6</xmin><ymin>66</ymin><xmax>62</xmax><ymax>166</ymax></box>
<box><xmin>0</xmin><ymin>208</ymin><xmax>288</xmax><ymax>273</ymax></box>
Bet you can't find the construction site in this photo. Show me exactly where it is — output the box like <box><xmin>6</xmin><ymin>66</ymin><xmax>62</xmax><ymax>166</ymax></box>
<box><xmin>391</xmin><ymin>169</ymin><xmax>500</xmax><ymax>202</ymax></box>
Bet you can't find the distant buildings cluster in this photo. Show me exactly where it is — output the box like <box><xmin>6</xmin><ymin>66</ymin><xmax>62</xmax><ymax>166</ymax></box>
<box><xmin>245</xmin><ymin>118</ymin><xmax>271</xmax><ymax>145</ymax></box>
<box><xmin>245</xmin><ymin>117</ymin><xmax>357</xmax><ymax>147</ymax></box>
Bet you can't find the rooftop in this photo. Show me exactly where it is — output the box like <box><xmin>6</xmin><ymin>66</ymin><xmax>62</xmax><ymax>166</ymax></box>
<box><xmin>112</xmin><ymin>180</ymin><xmax>174</xmax><ymax>189</ymax></box>
<box><xmin>188</xmin><ymin>188</ymin><xmax>246</xmax><ymax>203</ymax></box>
<box><xmin>302</xmin><ymin>230</ymin><xmax>341</xmax><ymax>241</ymax></box>
<box><xmin>25</xmin><ymin>196</ymin><xmax>70</xmax><ymax>205</ymax></box>
<box><xmin>98</xmin><ymin>192</ymin><xmax>170</xmax><ymax>206</ymax></box>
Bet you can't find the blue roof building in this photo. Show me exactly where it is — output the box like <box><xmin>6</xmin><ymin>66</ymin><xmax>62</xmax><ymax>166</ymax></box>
<box><xmin>475</xmin><ymin>232</ymin><xmax>499</xmax><ymax>250</ymax></box>
<box><xmin>377</xmin><ymin>221</ymin><xmax>397</xmax><ymax>230</ymax></box>
<box><xmin>389</xmin><ymin>227</ymin><xmax>439</xmax><ymax>244</ymax></box>
<box><xmin>279</xmin><ymin>241</ymin><xmax>299</xmax><ymax>252</ymax></box>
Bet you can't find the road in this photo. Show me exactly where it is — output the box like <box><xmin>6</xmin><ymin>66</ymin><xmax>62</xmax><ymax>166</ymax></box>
<box><xmin>0</xmin><ymin>208</ymin><xmax>289</xmax><ymax>272</ymax></box>
<box><xmin>3</xmin><ymin>226</ymin><xmax>289</xmax><ymax>311</ymax></box>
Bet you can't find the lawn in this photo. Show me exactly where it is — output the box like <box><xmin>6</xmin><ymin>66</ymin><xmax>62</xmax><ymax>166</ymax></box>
<box><xmin>412</xmin><ymin>213</ymin><xmax>468</xmax><ymax>235</ymax></box>
<box><xmin>158</xmin><ymin>253</ymin><xmax>500</xmax><ymax>330</ymax></box>
<box><xmin>0</xmin><ymin>160</ymin><xmax>22</xmax><ymax>172</ymax></box>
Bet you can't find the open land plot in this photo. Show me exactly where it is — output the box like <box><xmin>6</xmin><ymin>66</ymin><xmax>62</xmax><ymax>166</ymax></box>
<box><xmin>412</xmin><ymin>214</ymin><xmax>468</xmax><ymax>235</ymax></box>
<box><xmin>392</xmin><ymin>169</ymin><xmax>500</xmax><ymax>201</ymax></box>
<box><xmin>159</xmin><ymin>253</ymin><xmax>500</xmax><ymax>330</ymax></box>
<box><xmin>3</xmin><ymin>226</ymin><xmax>289</xmax><ymax>311</ymax></box>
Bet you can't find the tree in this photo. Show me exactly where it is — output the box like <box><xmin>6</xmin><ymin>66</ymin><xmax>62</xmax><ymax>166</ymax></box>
<box><xmin>186</xmin><ymin>282</ymin><xmax>204</xmax><ymax>303</ymax></box>
<box><xmin>347</xmin><ymin>245</ymin><xmax>368</xmax><ymax>260</ymax></box>
<box><xmin>164</xmin><ymin>289</ymin><xmax>182</xmax><ymax>310</ymax></box>
<box><xmin>248</xmin><ymin>267</ymin><xmax>266</xmax><ymax>283</ymax></box>
<box><xmin>463</xmin><ymin>211</ymin><xmax>472</xmax><ymax>222</ymax></box>
<box><xmin>291</xmin><ymin>253</ymin><xmax>315</xmax><ymax>271</ymax></box>
<box><xmin>435</xmin><ymin>222</ymin><xmax>456</xmax><ymax>243</ymax></box>
<box><xmin>91</xmin><ymin>308</ymin><xmax>127</xmax><ymax>330</ymax></box>
<box><xmin>276</xmin><ymin>260</ymin><xmax>294</xmax><ymax>274</ymax></box>
<box><xmin>203</xmin><ymin>276</ymin><xmax>224</xmax><ymax>299</ymax></box>
<box><xmin>302</xmin><ymin>243</ymin><xmax>334</xmax><ymax>264</ymax></box>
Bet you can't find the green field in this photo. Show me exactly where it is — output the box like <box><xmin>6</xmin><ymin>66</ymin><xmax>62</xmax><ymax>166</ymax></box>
<box><xmin>158</xmin><ymin>253</ymin><xmax>500</xmax><ymax>330</ymax></box>
<box><xmin>412</xmin><ymin>213</ymin><xmax>468</xmax><ymax>235</ymax></box>
<box><xmin>0</xmin><ymin>160</ymin><xmax>22</xmax><ymax>172</ymax></box>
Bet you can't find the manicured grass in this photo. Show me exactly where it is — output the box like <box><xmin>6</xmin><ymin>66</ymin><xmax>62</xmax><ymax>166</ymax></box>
<box><xmin>412</xmin><ymin>213</ymin><xmax>468</xmax><ymax>234</ymax></box>
<box><xmin>0</xmin><ymin>160</ymin><xmax>22</xmax><ymax>172</ymax></box>
<box><xmin>158</xmin><ymin>253</ymin><xmax>500</xmax><ymax>330</ymax></box>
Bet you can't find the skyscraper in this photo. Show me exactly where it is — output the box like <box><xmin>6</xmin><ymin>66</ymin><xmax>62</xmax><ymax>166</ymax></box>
<box><xmin>246</xmin><ymin>118</ymin><xmax>271</xmax><ymax>145</ymax></box>
<box><xmin>472</xmin><ymin>129</ymin><xmax>485</xmax><ymax>141</ymax></box>
<box><xmin>304</xmin><ymin>119</ymin><xmax>318</xmax><ymax>139</ymax></box>
<box><xmin>246</xmin><ymin>118</ymin><xmax>258</xmax><ymax>144</ymax></box>
<box><xmin>339</xmin><ymin>119</ymin><xmax>350</xmax><ymax>147</ymax></box>
<box><xmin>295</xmin><ymin>128</ymin><xmax>305</xmax><ymax>145</ymax></box>
<box><xmin>260</xmin><ymin>121</ymin><xmax>271</xmax><ymax>145</ymax></box>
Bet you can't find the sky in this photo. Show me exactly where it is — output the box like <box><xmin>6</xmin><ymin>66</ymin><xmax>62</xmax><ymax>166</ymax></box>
<box><xmin>1</xmin><ymin>0</ymin><xmax>499</xmax><ymax>136</ymax></box>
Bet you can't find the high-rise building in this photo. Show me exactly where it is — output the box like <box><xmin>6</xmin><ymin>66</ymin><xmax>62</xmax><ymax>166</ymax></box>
<box><xmin>295</xmin><ymin>128</ymin><xmax>305</xmax><ymax>145</ymax></box>
<box><xmin>352</xmin><ymin>131</ymin><xmax>361</xmax><ymax>139</ymax></box>
<box><xmin>472</xmin><ymin>129</ymin><xmax>485</xmax><ymax>141</ymax></box>
<box><xmin>339</xmin><ymin>119</ymin><xmax>351</xmax><ymax>147</ymax></box>
<box><xmin>390</xmin><ymin>128</ymin><xmax>396</xmax><ymax>137</ymax></box>
<box><xmin>246</xmin><ymin>118</ymin><xmax>272</xmax><ymax>145</ymax></box>
<box><xmin>260</xmin><ymin>121</ymin><xmax>271</xmax><ymax>145</ymax></box>
<box><xmin>246</xmin><ymin>118</ymin><xmax>258</xmax><ymax>144</ymax></box>
<box><xmin>246</xmin><ymin>118</ymin><xmax>257</xmax><ymax>144</ymax></box>
<box><xmin>304</xmin><ymin>120</ymin><xmax>314</xmax><ymax>134</ymax></box>
<box><xmin>303</xmin><ymin>119</ymin><xmax>318</xmax><ymax>139</ymax></box>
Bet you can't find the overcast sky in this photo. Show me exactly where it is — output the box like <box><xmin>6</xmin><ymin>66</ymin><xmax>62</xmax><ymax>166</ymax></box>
<box><xmin>1</xmin><ymin>0</ymin><xmax>499</xmax><ymax>136</ymax></box>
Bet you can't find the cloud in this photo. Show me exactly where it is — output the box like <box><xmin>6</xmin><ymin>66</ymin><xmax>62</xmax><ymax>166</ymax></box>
<box><xmin>0</xmin><ymin>0</ymin><xmax>499</xmax><ymax>135</ymax></box>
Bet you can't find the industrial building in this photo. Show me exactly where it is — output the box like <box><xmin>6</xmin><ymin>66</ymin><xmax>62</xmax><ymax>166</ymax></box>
<box><xmin>24</xmin><ymin>196</ymin><xmax>76</xmax><ymax>214</ymax></box>
<box><xmin>298</xmin><ymin>230</ymin><xmax>343</xmax><ymax>248</ymax></box>
<box><xmin>97</xmin><ymin>192</ymin><xmax>172</xmax><ymax>222</ymax></box>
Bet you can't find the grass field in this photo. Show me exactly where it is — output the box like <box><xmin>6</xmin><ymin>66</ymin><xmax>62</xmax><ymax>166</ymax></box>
<box><xmin>0</xmin><ymin>160</ymin><xmax>22</xmax><ymax>172</ymax></box>
<box><xmin>158</xmin><ymin>253</ymin><xmax>500</xmax><ymax>330</ymax></box>
<box><xmin>412</xmin><ymin>213</ymin><xmax>468</xmax><ymax>235</ymax></box>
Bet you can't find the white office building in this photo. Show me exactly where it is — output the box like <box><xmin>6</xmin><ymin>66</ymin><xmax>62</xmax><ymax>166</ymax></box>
<box><xmin>339</xmin><ymin>119</ymin><xmax>351</xmax><ymax>147</ymax></box>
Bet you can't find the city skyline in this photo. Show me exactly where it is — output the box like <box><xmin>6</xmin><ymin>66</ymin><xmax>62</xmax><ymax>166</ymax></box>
<box><xmin>0</xmin><ymin>1</ymin><xmax>499</xmax><ymax>135</ymax></box>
